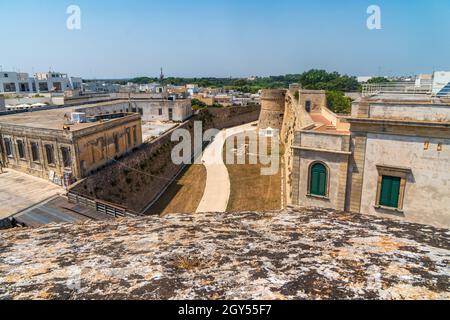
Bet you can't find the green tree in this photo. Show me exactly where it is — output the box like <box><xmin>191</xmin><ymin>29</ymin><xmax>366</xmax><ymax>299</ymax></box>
<box><xmin>367</xmin><ymin>77</ymin><xmax>389</xmax><ymax>84</ymax></box>
<box><xmin>326</xmin><ymin>91</ymin><xmax>353</xmax><ymax>114</ymax></box>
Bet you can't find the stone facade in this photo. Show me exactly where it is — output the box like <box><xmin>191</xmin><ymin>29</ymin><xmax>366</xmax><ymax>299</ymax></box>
<box><xmin>1</xmin><ymin>207</ymin><xmax>449</xmax><ymax>299</ymax></box>
<box><xmin>258</xmin><ymin>89</ymin><xmax>286</xmax><ymax>130</ymax></box>
<box><xmin>271</xmin><ymin>88</ymin><xmax>450</xmax><ymax>228</ymax></box>
<box><xmin>75</xmin><ymin>99</ymin><xmax>193</xmax><ymax>122</ymax></box>
<box><xmin>0</xmin><ymin>108</ymin><xmax>142</xmax><ymax>185</ymax></box>
<box><xmin>291</xmin><ymin>132</ymin><xmax>350</xmax><ymax>211</ymax></box>
<box><xmin>131</xmin><ymin>99</ymin><xmax>192</xmax><ymax>122</ymax></box>
<box><xmin>348</xmin><ymin>117</ymin><xmax>450</xmax><ymax>227</ymax></box>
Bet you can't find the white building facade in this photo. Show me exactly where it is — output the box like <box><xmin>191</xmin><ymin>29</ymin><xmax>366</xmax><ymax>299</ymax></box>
<box><xmin>0</xmin><ymin>71</ymin><xmax>82</xmax><ymax>94</ymax></box>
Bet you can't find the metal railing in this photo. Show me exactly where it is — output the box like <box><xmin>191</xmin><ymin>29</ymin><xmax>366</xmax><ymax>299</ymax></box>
<box><xmin>67</xmin><ymin>192</ymin><xmax>139</xmax><ymax>218</ymax></box>
<box><xmin>362</xmin><ymin>82</ymin><xmax>432</xmax><ymax>97</ymax></box>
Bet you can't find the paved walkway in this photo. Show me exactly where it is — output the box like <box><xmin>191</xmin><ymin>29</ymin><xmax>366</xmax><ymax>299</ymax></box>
<box><xmin>0</xmin><ymin>169</ymin><xmax>63</xmax><ymax>219</ymax></box>
<box><xmin>196</xmin><ymin>122</ymin><xmax>257</xmax><ymax>213</ymax></box>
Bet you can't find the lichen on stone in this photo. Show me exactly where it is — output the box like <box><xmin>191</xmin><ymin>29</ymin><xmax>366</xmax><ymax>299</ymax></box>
<box><xmin>0</xmin><ymin>207</ymin><xmax>449</xmax><ymax>300</ymax></box>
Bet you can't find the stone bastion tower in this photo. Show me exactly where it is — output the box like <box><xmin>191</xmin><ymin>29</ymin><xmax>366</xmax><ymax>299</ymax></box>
<box><xmin>258</xmin><ymin>89</ymin><xmax>286</xmax><ymax>130</ymax></box>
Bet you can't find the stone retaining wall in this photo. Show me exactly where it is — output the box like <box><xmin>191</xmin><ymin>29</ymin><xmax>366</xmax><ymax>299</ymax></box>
<box><xmin>69</xmin><ymin>106</ymin><xmax>260</xmax><ymax>213</ymax></box>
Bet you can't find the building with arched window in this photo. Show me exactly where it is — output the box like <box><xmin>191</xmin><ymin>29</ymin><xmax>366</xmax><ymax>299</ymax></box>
<box><xmin>273</xmin><ymin>85</ymin><xmax>450</xmax><ymax>228</ymax></box>
<box><xmin>308</xmin><ymin>162</ymin><xmax>328</xmax><ymax>197</ymax></box>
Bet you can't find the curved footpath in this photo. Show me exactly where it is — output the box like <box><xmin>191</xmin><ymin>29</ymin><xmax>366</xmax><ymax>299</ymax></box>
<box><xmin>195</xmin><ymin>122</ymin><xmax>257</xmax><ymax>213</ymax></box>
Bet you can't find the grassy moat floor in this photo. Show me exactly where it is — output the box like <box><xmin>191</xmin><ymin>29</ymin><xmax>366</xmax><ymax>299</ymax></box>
<box><xmin>147</xmin><ymin>131</ymin><xmax>281</xmax><ymax>215</ymax></box>
<box><xmin>145</xmin><ymin>164</ymin><xmax>206</xmax><ymax>216</ymax></box>
<box><xmin>224</xmin><ymin>132</ymin><xmax>282</xmax><ymax>212</ymax></box>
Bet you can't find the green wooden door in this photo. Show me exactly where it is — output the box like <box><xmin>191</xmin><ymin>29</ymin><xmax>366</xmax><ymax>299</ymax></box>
<box><xmin>379</xmin><ymin>175</ymin><xmax>400</xmax><ymax>208</ymax></box>
<box><xmin>310</xmin><ymin>163</ymin><xmax>327</xmax><ymax>196</ymax></box>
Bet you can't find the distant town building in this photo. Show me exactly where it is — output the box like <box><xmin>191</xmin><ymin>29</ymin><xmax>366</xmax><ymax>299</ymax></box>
<box><xmin>0</xmin><ymin>101</ymin><xmax>143</xmax><ymax>185</ymax></box>
<box><xmin>432</xmin><ymin>71</ymin><xmax>450</xmax><ymax>97</ymax></box>
<box><xmin>83</xmin><ymin>81</ymin><xmax>120</xmax><ymax>94</ymax></box>
<box><xmin>357</xmin><ymin>76</ymin><xmax>373</xmax><ymax>83</ymax></box>
<box><xmin>186</xmin><ymin>84</ymin><xmax>199</xmax><ymax>96</ymax></box>
<box><xmin>0</xmin><ymin>71</ymin><xmax>82</xmax><ymax>94</ymax></box>
<box><xmin>415</xmin><ymin>74</ymin><xmax>433</xmax><ymax>88</ymax></box>
<box><xmin>87</xmin><ymin>94</ymin><xmax>193</xmax><ymax>122</ymax></box>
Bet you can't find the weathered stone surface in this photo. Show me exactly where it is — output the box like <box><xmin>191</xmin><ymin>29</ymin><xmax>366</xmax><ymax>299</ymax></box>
<box><xmin>0</xmin><ymin>218</ymin><xmax>13</xmax><ymax>230</ymax></box>
<box><xmin>0</xmin><ymin>207</ymin><xmax>449</xmax><ymax>300</ymax></box>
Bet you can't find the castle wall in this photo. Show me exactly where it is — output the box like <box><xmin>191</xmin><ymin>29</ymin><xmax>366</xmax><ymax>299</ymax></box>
<box><xmin>70</xmin><ymin>106</ymin><xmax>261</xmax><ymax>214</ymax></box>
<box><xmin>258</xmin><ymin>89</ymin><xmax>286</xmax><ymax>130</ymax></box>
<box><xmin>298</xmin><ymin>90</ymin><xmax>327</xmax><ymax>114</ymax></box>
<box><xmin>280</xmin><ymin>90</ymin><xmax>326</xmax><ymax>205</ymax></box>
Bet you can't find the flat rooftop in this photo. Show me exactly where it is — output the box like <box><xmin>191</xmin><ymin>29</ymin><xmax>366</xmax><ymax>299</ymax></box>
<box><xmin>0</xmin><ymin>207</ymin><xmax>448</xmax><ymax>299</ymax></box>
<box><xmin>0</xmin><ymin>100</ymin><xmax>133</xmax><ymax>131</ymax></box>
<box><xmin>309</xmin><ymin>113</ymin><xmax>349</xmax><ymax>135</ymax></box>
<box><xmin>0</xmin><ymin>170</ymin><xmax>63</xmax><ymax>219</ymax></box>
<box><xmin>362</xmin><ymin>94</ymin><xmax>450</xmax><ymax>104</ymax></box>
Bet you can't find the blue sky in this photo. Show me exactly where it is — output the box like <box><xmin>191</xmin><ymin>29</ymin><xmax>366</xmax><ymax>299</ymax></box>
<box><xmin>0</xmin><ymin>0</ymin><xmax>448</xmax><ymax>78</ymax></box>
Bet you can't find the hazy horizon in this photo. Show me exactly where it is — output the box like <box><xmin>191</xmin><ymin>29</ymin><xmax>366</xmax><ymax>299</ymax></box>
<box><xmin>1</xmin><ymin>0</ymin><xmax>449</xmax><ymax>79</ymax></box>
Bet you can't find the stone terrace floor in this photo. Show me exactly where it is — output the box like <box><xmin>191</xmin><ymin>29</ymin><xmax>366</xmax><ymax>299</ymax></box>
<box><xmin>0</xmin><ymin>207</ymin><xmax>449</xmax><ymax>300</ymax></box>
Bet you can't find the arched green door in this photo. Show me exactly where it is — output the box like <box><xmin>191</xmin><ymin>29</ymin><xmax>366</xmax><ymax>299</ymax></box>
<box><xmin>310</xmin><ymin>163</ymin><xmax>327</xmax><ymax>196</ymax></box>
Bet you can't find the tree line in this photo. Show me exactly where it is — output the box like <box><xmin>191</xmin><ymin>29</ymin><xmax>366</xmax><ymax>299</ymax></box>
<box><xmin>89</xmin><ymin>70</ymin><xmax>371</xmax><ymax>114</ymax></box>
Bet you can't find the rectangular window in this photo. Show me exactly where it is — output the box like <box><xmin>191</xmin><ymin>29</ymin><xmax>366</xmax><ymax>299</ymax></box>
<box><xmin>379</xmin><ymin>175</ymin><xmax>401</xmax><ymax>208</ymax></box>
<box><xmin>53</xmin><ymin>82</ymin><xmax>62</xmax><ymax>92</ymax></box>
<box><xmin>4</xmin><ymin>138</ymin><xmax>13</xmax><ymax>157</ymax></box>
<box><xmin>3</xmin><ymin>83</ymin><xmax>16</xmax><ymax>92</ymax></box>
<box><xmin>133</xmin><ymin>126</ymin><xmax>137</xmax><ymax>145</ymax></box>
<box><xmin>31</xmin><ymin>142</ymin><xmax>40</xmax><ymax>162</ymax></box>
<box><xmin>39</xmin><ymin>82</ymin><xmax>49</xmax><ymax>91</ymax></box>
<box><xmin>45</xmin><ymin>144</ymin><xmax>55</xmax><ymax>165</ymax></box>
<box><xmin>158</xmin><ymin>108</ymin><xmax>163</xmax><ymax>116</ymax></box>
<box><xmin>19</xmin><ymin>83</ymin><xmax>30</xmax><ymax>92</ymax></box>
<box><xmin>98</xmin><ymin>138</ymin><xmax>105</xmax><ymax>160</ymax></box>
<box><xmin>114</xmin><ymin>134</ymin><xmax>120</xmax><ymax>153</ymax></box>
<box><xmin>17</xmin><ymin>140</ymin><xmax>26</xmax><ymax>159</ymax></box>
<box><xmin>61</xmin><ymin>147</ymin><xmax>71</xmax><ymax>168</ymax></box>
<box><xmin>126</xmin><ymin>128</ymin><xmax>131</xmax><ymax>146</ymax></box>
<box><xmin>305</xmin><ymin>100</ymin><xmax>311</xmax><ymax>113</ymax></box>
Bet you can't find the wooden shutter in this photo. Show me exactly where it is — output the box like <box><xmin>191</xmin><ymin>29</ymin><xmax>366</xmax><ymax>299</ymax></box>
<box><xmin>310</xmin><ymin>163</ymin><xmax>327</xmax><ymax>197</ymax></box>
<box><xmin>380</xmin><ymin>176</ymin><xmax>400</xmax><ymax>208</ymax></box>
